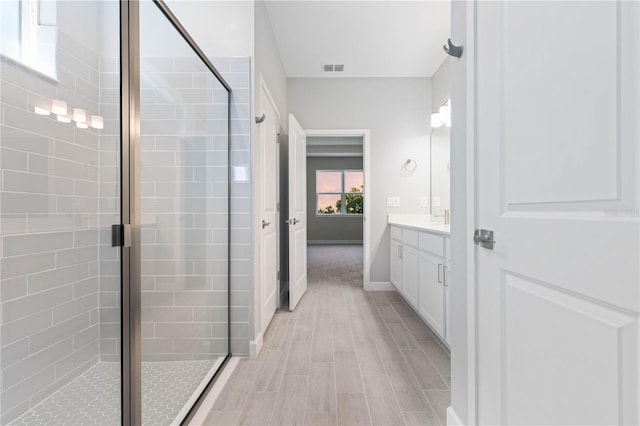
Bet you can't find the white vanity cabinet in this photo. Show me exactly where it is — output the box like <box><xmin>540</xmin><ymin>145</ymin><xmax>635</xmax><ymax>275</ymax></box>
<box><xmin>418</xmin><ymin>251</ymin><xmax>445</xmax><ymax>337</ymax></box>
<box><xmin>389</xmin><ymin>224</ymin><xmax>450</xmax><ymax>345</ymax></box>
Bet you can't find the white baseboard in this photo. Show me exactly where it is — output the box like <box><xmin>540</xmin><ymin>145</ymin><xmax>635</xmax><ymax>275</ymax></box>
<box><xmin>249</xmin><ymin>332</ymin><xmax>263</xmax><ymax>358</ymax></box>
<box><xmin>188</xmin><ymin>357</ymin><xmax>239</xmax><ymax>426</ymax></box>
<box><xmin>364</xmin><ymin>281</ymin><xmax>394</xmax><ymax>291</ymax></box>
<box><xmin>446</xmin><ymin>407</ymin><xmax>464</xmax><ymax>426</ymax></box>
<box><xmin>307</xmin><ymin>240</ymin><xmax>363</xmax><ymax>245</ymax></box>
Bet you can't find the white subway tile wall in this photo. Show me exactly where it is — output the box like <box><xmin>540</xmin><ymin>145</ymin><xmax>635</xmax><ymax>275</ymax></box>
<box><xmin>0</xmin><ymin>29</ymin><xmax>113</xmax><ymax>424</ymax></box>
<box><xmin>136</xmin><ymin>55</ymin><xmax>250</xmax><ymax>362</ymax></box>
<box><xmin>1</xmin><ymin>18</ymin><xmax>251</xmax><ymax>424</ymax></box>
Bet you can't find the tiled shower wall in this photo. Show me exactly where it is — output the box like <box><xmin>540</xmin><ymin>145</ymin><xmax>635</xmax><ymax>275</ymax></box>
<box><xmin>0</xmin><ymin>32</ymin><xmax>108</xmax><ymax>423</ymax></box>
<box><xmin>131</xmin><ymin>56</ymin><xmax>250</xmax><ymax>361</ymax></box>
<box><xmin>1</xmin><ymin>22</ymin><xmax>250</xmax><ymax>426</ymax></box>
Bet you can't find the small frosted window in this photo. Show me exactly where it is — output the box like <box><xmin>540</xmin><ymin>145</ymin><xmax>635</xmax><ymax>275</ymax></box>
<box><xmin>0</xmin><ymin>0</ymin><xmax>57</xmax><ymax>79</ymax></box>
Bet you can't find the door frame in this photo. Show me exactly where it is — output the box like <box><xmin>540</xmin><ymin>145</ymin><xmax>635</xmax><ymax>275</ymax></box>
<box><xmin>251</xmin><ymin>75</ymin><xmax>281</xmax><ymax>357</ymax></box>
<box><xmin>304</xmin><ymin>129</ymin><xmax>371</xmax><ymax>289</ymax></box>
<box><xmin>449</xmin><ymin>0</ymin><xmax>477</xmax><ymax>424</ymax></box>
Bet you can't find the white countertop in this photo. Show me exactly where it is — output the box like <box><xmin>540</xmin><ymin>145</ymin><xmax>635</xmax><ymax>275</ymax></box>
<box><xmin>388</xmin><ymin>214</ymin><xmax>450</xmax><ymax>236</ymax></box>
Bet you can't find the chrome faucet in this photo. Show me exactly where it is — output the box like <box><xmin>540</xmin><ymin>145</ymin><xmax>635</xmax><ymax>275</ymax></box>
<box><xmin>433</xmin><ymin>209</ymin><xmax>450</xmax><ymax>225</ymax></box>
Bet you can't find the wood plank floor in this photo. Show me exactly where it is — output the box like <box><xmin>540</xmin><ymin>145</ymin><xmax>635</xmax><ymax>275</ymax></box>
<box><xmin>202</xmin><ymin>245</ymin><xmax>451</xmax><ymax>426</ymax></box>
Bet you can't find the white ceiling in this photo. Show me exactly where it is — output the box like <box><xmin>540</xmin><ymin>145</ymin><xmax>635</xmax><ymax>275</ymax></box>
<box><xmin>264</xmin><ymin>1</ymin><xmax>450</xmax><ymax>78</ymax></box>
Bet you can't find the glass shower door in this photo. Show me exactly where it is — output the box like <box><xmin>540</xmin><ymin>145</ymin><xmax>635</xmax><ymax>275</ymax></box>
<box><xmin>138</xmin><ymin>2</ymin><xmax>231</xmax><ymax>424</ymax></box>
<box><xmin>0</xmin><ymin>1</ymin><xmax>122</xmax><ymax>424</ymax></box>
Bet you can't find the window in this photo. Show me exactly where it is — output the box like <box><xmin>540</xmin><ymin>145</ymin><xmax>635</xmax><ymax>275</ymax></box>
<box><xmin>316</xmin><ymin>170</ymin><xmax>364</xmax><ymax>215</ymax></box>
<box><xmin>0</xmin><ymin>0</ymin><xmax>57</xmax><ymax>79</ymax></box>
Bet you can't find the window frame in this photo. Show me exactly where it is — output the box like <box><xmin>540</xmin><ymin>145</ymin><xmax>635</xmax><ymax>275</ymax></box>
<box><xmin>315</xmin><ymin>169</ymin><xmax>364</xmax><ymax>216</ymax></box>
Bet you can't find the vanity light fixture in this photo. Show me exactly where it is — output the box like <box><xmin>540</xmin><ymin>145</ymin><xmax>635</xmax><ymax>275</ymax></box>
<box><xmin>34</xmin><ymin>106</ymin><xmax>50</xmax><ymax>115</ymax></box>
<box><xmin>431</xmin><ymin>99</ymin><xmax>451</xmax><ymax>129</ymax></box>
<box><xmin>90</xmin><ymin>115</ymin><xmax>104</xmax><ymax>130</ymax></box>
<box><xmin>52</xmin><ymin>99</ymin><xmax>67</xmax><ymax>116</ymax></box>
<box><xmin>57</xmin><ymin>114</ymin><xmax>71</xmax><ymax>123</ymax></box>
<box><xmin>73</xmin><ymin>108</ymin><xmax>87</xmax><ymax>123</ymax></box>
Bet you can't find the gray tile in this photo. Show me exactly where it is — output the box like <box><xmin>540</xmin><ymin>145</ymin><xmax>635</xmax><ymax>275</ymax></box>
<box><xmin>415</xmin><ymin>340</ymin><xmax>450</xmax><ymax>377</ymax></box>
<box><xmin>311</xmin><ymin>330</ymin><xmax>334</xmax><ymax>362</ymax></box>
<box><xmin>387</xmin><ymin>322</ymin><xmax>420</xmax><ymax>350</ymax></box>
<box><xmin>334</xmin><ymin>351</ymin><xmax>363</xmax><ymax>394</ymax></box>
<box><xmin>237</xmin><ymin>392</ymin><xmax>277</xmax><ymax>426</ymax></box>
<box><xmin>378</xmin><ymin>305</ymin><xmax>402</xmax><ymax>324</ymax></box>
<box><xmin>401</xmin><ymin>350</ymin><xmax>448</xmax><ymax>391</ymax></box>
<box><xmin>306</xmin><ymin>363</ymin><xmax>337</xmax><ymax>414</ymax></box>
<box><xmin>362</xmin><ymin>375</ymin><xmax>405</xmax><ymax>426</ymax></box>
<box><xmin>403</xmin><ymin>317</ymin><xmax>439</xmax><ymax>343</ymax></box>
<box><xmin>423</xmin><ymin>391</ymin><xmax>450</xmax><ymax>426</ymax></box>
<box><xmin>384</xmin><ymin>362</ymin><xmax>431</xmax><ymax>412</ymax></box>
<box><xmin>304</xmin><ymin>412</ymin><xmax>337</xmax><ymax>426</ymax></box>
<box><xmin>202</xmin><ymin>410</ymin><xmax>241</xmax><ymax>425</ymax></box>
<box><xmin>403</xmin><ymin>411</ymin><xmax>440</xmax><ymax>426</ymax></box>
<box><xmin>253</xmin><ymin>349</ymin><xmax>286</xmax><ymax>392</ymax></box>
<box><xmin>336</xmin><ymin>393</ymin><xmax>371</xmax><ymax>426</ymax></box>
<box><xmin>354</xmin><ymin>340</ymin><xmax>384</xmax><ymax>377</ymax></box>
<box><xmin>214</xmin><ymin>361</ymin><xmax>261</xmax><ymax>411</ymax></box>
<box><xmin>270</xmin><ymin>375</ymin><xmax>308</xmax><ymax>425</ymax></box>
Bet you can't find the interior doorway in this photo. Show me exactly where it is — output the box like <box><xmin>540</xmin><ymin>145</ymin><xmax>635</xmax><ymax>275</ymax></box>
<box><xmin>302</xmin><ymin>130</ymin><xmax>371</xmax><ymax>290</ymax></box>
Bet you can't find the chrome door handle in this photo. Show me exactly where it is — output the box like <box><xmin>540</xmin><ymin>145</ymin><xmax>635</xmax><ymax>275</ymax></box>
<box><xmin>438</xmin><ymin>263</ymin><xmax>442</xmax><ymax>283</ymax></box>
<box><xmin>286</xmin><ymin>218</ymin><xmax>300</xmax><ymax>225</ymax></box>
<box><xmin>473</xmin><ymin>229</ymin><xmax>495</xmax><ymax>249</ymax></box>
<box><xmin>292</xmin><ymin>218</ymin><xmax>300</xmax><ymax>225</ymax></box>
<box><xmin>262</xmin><ymin>220</ymin><xmax>271</xmax><ymax>229</ymax></box>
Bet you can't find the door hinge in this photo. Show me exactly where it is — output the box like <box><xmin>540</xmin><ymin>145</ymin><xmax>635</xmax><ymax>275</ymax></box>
<box><xmin>112</xmin><ymin>224</ymin><xmax>132</xmax><ymax>248</ymax></box>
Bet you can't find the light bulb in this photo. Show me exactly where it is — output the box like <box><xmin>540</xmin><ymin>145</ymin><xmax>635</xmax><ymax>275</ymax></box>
<box><xmin>90</xmin><ymin>115</ymin><xmax>104</xmax><ymax>129</ymax></box>
<box><xmin>431</xmin><ymin>112</ymin><xmax>443</xmax><ymax>128</ymax></box>
<box><xmin>34</xmin><ymin>106</ymin><xmax>50</xmax><ymax>115</ymax></box>
<box><xmin>73</xmin><ymin>108</ymin><xmax>86</xmax><ymax>123</ymax></box>
<box><xmin>52</xmin><ymin>99</ymin><xmax>67</xmax><ymax>116</ymax></box>
<box><xmin>76</xmin><ymin>122</ymin><xmax>89</xmax><ymax>129</ymax></box>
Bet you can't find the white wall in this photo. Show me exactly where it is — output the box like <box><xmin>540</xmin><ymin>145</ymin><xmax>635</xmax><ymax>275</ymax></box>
<box><xmin>449</xmin><ymin>0</ymin><xmax>471</xmax><ymax>423</ymax></box>
<box><xmin>432</xmin><ymin>57</ymin><xmax>451</xmax><ymax>112</ymax></box>
<box><xmin>165</xmin><ymin>0</ymin><xmax>254</xmax><ymax>58</ymax></box>
<box><xmin>288</xmin><ymin>78</ymin><xmax>432</xmax><ymax>284</ymax></box>
<box><xmin>252</xmin><ymin>0</ymin><xmax>288</xmax><ymax>350</ymax></box>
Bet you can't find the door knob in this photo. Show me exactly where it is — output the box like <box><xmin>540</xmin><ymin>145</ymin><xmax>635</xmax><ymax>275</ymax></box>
<box><xmin>292</xmin><ymin>218</ymin><xmax>300</xmax><ymax>225</ymax></box>
<box><xmin>473</xmin><ymin>229</ymin><xmax>495</xmax><ymax>249</ymax></box>
<box><xmin>262</xmin><ymin>220</ymin><xmax>271</xmax><ymax>229</ymax></box>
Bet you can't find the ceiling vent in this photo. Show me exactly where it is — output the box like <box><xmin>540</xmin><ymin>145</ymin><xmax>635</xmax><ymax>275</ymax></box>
<box><xmin>322</xmin><ymin>64</ymin><xmax>345</xmax><ymax>73</ymax></box>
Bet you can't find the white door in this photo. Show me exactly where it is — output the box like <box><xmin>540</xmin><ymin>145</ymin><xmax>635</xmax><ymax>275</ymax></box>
<box><xmin>475</xmin><ymin>2</ymin><xmax>639</xmax><ymax>424</ymax></box>
<box><xmin>288</xmin><ymin>114</ymin><xmax>307</xmax><ymax>310</ymax></box>
<box><xmin>259</xmin><ymin>81</ymin><xmax>279</xmax><ymax>333</ymax></box>
<box><xmin>418</xmin><ymin>252</ymin><xmax>444</xmax><ymax>338</ymax></box>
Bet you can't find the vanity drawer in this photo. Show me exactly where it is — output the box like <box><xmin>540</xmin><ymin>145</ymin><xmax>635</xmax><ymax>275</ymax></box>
<box><xmin>419</xmin><ymin>232</ymin><xmax>445</xmax><ymax>257</ymax></box>
<box><xmin>391</xmin><ymin>226</ymin><xmax>402</xmax><ymax>241</ymax></box>
<box><xmin>402</xmin><ymin>229</ymin><xmax>419</xmax><ymax>248</ymax></box>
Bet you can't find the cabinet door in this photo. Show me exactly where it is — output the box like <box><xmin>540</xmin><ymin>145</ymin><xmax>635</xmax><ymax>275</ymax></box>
<box><xmin>390</xmin><ymin>240</ymin><xmax>402</xmax><ymax>291</ymax></box>
<box><xmin>402</xmin><ymin>245</ymin><xmax>419</xmax><ymax>308</ymax></box>
<box><xmin>418</xmin><ymin>252</ymin><xmax>445</xmax><ymax>337</ymax></box>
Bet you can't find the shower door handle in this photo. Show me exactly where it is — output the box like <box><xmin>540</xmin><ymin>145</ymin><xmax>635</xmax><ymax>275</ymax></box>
<box><xmin>112</xmin><ymin>224</ymin><xmax>132</xmax><ymax>248</ymax></box>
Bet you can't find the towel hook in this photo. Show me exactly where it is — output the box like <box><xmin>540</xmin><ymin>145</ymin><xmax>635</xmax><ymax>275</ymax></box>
<box><xmin>443</xmin><ymin>39</ymin><xmax>463</xmax><ymax>58</ymax></box>
<box><xmin>255</xmin><ymin>114</ymin><xmax>266</xmax><ymax>124</ymax></box>
<box><xmin>403</xmin><ymin>159</ymin><xmax>417</xmax><ymax>173</ymax></box>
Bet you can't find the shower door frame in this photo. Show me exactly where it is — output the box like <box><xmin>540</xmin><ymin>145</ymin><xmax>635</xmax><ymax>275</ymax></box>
<box><xmin>119</xmin><ymin>1</ymin><xmax>233</xmax><ymax>424</ymax></box>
